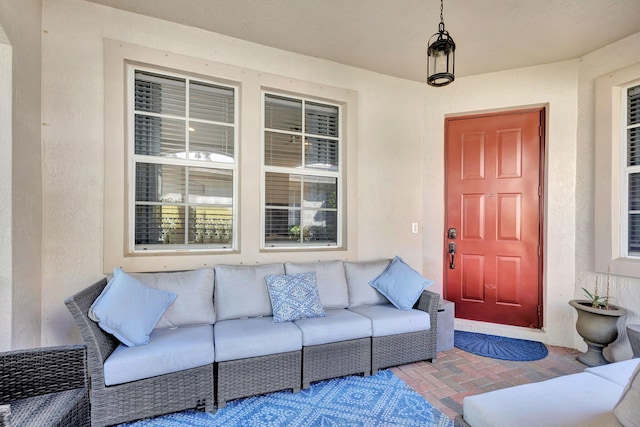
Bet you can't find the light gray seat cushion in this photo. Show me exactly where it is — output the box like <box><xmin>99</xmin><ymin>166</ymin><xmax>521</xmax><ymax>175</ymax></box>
<box><xmin>214</xmin><ymin>317</ymin><xmax>302</xmax><ymax>362</ymax></box>
<box><xmin>214</xmin><ymin>264</ymin><xmax>284</xmax><ymax>321</ymax></box>
<box><xmin>293</xmin><ymin>309</ymin><xmax>371</xmax><ymax>346</ymax></box>
<box><xmin>349</xmin><ymin>304</ymin><xmax>430</xmax><ymax>337</ymax></box>
<box><xmin>462</xmin><ymin>372</ymin><xmax>624</xmax><ymax>427</ymax></box>
<box><xmin>285</xmin><ymin>261</ymin><xmax>349</xmax><ymax>309</ymax></box>
<box><xmin>585</xmin><ymin>357</ymin><xmax>640</xmax><ymax>387</ymax></box>
<box><xmin>344</xmin><ymin>259</ymin><xmax>390</xmax><ymax>308</ymax></box>
<box><xmin>103</xmin><ymin>324</ymin><xmax>214</xmax><ymax>386</ymax></box>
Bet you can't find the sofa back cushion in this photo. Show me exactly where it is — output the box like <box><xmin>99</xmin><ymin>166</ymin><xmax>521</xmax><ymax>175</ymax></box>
<box><xmin>284</xmin><ymin>260</ymin><xmax>349</xmax><ymax>309</ymax></box>
<box><xmin>214</xmin><ymin>263</ymin><xmax>284</xmax><ymax>321</ymax></box>
<box><xmin>344</xmin><ymin>259</ymin><xmax>391</xmax><ymax>307</ymax></box>
<box><xmin>130</xmin><ymin>268</ymin><xmax>215</xmax><ymax>329</ymax></box>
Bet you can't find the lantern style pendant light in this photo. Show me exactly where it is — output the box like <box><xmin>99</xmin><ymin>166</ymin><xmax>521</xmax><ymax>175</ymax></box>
<box><xmin>427</xmin><ymin>0</ymin><xmax>456</xmax><ymax>87</ymax></box>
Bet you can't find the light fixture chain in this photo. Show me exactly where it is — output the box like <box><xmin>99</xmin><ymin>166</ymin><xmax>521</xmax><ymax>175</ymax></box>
<box><xmin>440</xmin><ymin>0</ymin><xmax>444</xmax><ymax>24</ymax></box>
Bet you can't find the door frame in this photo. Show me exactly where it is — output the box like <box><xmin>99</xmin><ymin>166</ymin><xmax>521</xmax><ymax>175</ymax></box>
<box><xmin>443</xmin><ymin>107</ymin><xmax>546</xmax><ymax>328</ymax></box>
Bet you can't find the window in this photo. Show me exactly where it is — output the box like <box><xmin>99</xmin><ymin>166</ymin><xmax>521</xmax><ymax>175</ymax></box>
<box><xmin>105</xmin><ymin>41</ymin><xmax>357</xmax><ymax>271</ymax></box>
<box><xmin>262</xmin><ymin>93</ymin><xmax>341</xmax><ymax>248</ymax></box>
<box><xmin>595</xmin><ymin>62</ymin><xmax>640</xmax><ymax>278</ymax></box>
<box><xmin>623</xmin><ymin>84</ymin><xmax>640</xmax><ymax>257</ymax></box>
<box><xmin>129</xmin><ymin>68</ymin><xmax>237</xmax><ymax>252</ymax></box>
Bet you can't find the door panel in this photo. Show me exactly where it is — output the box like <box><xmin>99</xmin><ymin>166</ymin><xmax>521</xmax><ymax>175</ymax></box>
<box><xmin>445</xmin><ymin>109</ymin><xmax>543</xmax><ymax>328</ymax></box>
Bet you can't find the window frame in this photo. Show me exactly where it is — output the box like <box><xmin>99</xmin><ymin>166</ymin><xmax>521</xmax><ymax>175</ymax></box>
<box><xmin>595</xmin><ymin>62</ymin><xmax>640</xmax><ymax>277</ymax></box>
<box><xmin>260</xmin><ymin>90</ymin><xmax>344</xmax><ymax>250</ymax></box>
<box><xmin>126</xmin><ymin>65</ymin><xmax>239</xmax><ymax>254</ymax></box>
<box><xmin>620</xmin><ymin>82</ymin><xmax>640</xmax><ymax>259</ymax></box>
<box><xmin>104</xmin><ymin>40</ymin><xmax>358</xmax><ymax>273</ymax></box>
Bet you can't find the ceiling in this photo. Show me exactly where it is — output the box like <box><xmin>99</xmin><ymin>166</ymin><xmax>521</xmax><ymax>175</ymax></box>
<box><xmin>85</xmin><ymin>0</ymin><xmax>640</xmax><ymax>82</ymax></box>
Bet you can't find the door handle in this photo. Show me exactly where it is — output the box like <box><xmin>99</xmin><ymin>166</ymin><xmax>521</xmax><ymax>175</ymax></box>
<box><xmin>448</xmin><ymin>242</ymin><xmax>456</xmax><ymax>269</ymax></box>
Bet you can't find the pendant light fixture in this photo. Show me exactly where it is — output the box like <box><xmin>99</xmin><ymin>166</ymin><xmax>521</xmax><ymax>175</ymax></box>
<box><xmin>427</xmin><ymin>0</ymin><xmax>456</xmax><ymax>87</ymax></box>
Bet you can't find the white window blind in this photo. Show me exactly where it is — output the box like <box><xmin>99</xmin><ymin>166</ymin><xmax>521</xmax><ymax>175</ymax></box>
<box><xmin>263</xmin><ymin>93</ymin><xmax>341</xmax><ymax>247</ymax></box>
<box><xmin>625</xmin><ymin>84</ymin><xmax>640</xmax><ymax>256</ymax></box>
<box><xmin>131</xmin><ymin>69</ymin><xmax>237</xmax><ymax>251</ymax></box>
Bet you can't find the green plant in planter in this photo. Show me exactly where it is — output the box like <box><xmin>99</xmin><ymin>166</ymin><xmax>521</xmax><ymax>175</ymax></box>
<box><xmin>581</xmin><ymin>287</ymin><xmax>609</xmax><ymax>309</ymax></box>
<box><xmin>570</xmin><ymin>274</ymin><xmax>626</xmax><ymax>366</ymax></box>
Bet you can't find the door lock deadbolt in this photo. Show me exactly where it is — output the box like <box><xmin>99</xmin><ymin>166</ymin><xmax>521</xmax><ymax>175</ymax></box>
<box><xmin>448</xmin><ymin>227</ymin><xmax>457</xmax><ymax>239</ymax></box>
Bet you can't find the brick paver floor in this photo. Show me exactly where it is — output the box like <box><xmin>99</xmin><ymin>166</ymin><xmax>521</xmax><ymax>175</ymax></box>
<box><xmin>391</xmin><ymin>345</ymin><xmax>585</xmax><ymax>420</ymax></box>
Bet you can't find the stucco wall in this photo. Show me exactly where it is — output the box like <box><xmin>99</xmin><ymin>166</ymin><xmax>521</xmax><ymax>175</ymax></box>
<box><xmin>41</xmin><ymin>0</ymin><xmax>425</xmax><ymax>345</ymax></box>
<box><xmin>29</xmin><ymin>0</ymin><xmax>640</xmax><ymax>357</ymax></box>
<box><xmin>0</xmin><ymin>25</ymin><xmax>12</xmax><ymax>351</ymax></box>
<box><xmin>423</xmin><ymin>60</ymin><xmax>580</xmax><ymax>348</ymax></box>
<box><xmin>576</xmin><ymin>33</ymin><xmax>640</xmax><ymax>361</ymax></box>
<box><xmin>0</xmin><ymin>0</ymin><xmax>42</xmax><ymax>351</ymax></box>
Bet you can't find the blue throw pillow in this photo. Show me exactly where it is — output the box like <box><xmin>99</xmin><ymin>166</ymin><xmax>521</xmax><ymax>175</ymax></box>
<box><xmin>89</xmin><ymin>268</ymin><xmax>177</xmax><ymax>347</ymax></box>
<box><xmin>265</xmin><ymin>272</ymin><xmax>327</xmax><ymax>323</ymax></box>
<box><xmin>369</xmin><ymin>256</ymin><xmax>434</xmax><ymax>310</ymax></box>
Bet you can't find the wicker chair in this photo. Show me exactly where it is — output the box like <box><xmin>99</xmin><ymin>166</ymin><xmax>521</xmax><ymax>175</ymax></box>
<box><xmin>0</xmin><ymin>345</ymin><xmax>90</xmax><ymax>427</ymax></box>
<box><xmin>65</xmin><ymin>278</ymin><xmax>214</xmax><ymax>427</ymax></box>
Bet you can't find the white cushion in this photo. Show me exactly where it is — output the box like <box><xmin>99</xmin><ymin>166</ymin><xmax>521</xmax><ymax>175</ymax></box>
<box><xmin>463</xmin><ymin>372</ymin><xmax>624</xmax><ymax>427</ymax></box>
<box><xmin>293</xmin><ymin>309</ymin><xmax>371</xmax><ymax>346</ymax></box>
<box><xmin>344</xmin><ymin>260</ymin><xmax>391</xmax><ymax>308</ymax></box>
<box><xmin>285</xmin><ymin>260</ymin><xmax>349</xmax><ymax>309</ymax></box>
<box><xmin>103</xmin><ymin>324</ymin><xmax>214</xmax><ymax>386</ymax></box>
<box><xmin>214</xmin><ymin>264</ymin><xmax>284</xmax><ymax>321</ymax></box>
<box><xmin>614</xmin><ymin>362</ymin><xmax>640</xmax><ymax>427</ymax></box>
<box><xmin>89</xmin><ymin>268</ymin><xmax>176</xmax><ymax>347</ymax></box>
<box><xmin>214</xmin><ymin>317</ymin><xmax>302</xmax><ymax>362</ymax></box>
<box><xmin>349</xmin><ymin>304</ymin><xmax>430</xmax><ymax>337</ymax></box>
<box><xmin>129</xmin><ymin>268</ymin><xmax>215</xmax><ymax>329</ymax></box>
<box><xmin>585</xmin><ymin>358</ymin><xmax>640</xmax><ymax>387</ymax></box>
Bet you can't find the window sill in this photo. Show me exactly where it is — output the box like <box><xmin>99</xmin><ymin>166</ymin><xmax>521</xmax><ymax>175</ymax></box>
<box><xmin>605</xmin><ymin>257</ymin><xmax>640</xmax><ymax>279</ymax></box>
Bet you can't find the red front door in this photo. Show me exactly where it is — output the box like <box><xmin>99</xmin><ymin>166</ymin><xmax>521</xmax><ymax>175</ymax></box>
<box><xmin>444</xmin><ymin>109</ymin><xmax>544</xmax><ymax>328</ymax></box>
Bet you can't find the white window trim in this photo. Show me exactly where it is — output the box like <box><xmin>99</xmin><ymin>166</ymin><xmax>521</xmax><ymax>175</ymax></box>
<box><xmin>621</xmin><ymin>81</ymin><xmax>640</xmax><ymax>259</ymax></box>
<box><xmin>260</xmin><ymin>91</ymin><xmax>344</xmax><ymax>250</ymax></box>
<box><xmin>104</xmin><ymin>40</ymin><xmax>358</xmax><ymax>273</ymax></box>
<box><xmin>126</xmin><ymin>65</ymin><xmax>239</xmax><ymax>254</ymax></box>
<box><xmin>595</xmin><ymin>62</ymin><xmax>640</xmax><ymax>277</ymax></box>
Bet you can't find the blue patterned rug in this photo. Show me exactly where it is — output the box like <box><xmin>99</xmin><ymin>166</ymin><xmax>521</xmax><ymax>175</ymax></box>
<box><xmin>454</xmin><ymin>330</ymin><xmax>548</xmax><ymax>361</ymax></box>
<box><xmin>118</xmin><ymin>370</ymin><xmax>453</xmax><ymax>426</ymax></box>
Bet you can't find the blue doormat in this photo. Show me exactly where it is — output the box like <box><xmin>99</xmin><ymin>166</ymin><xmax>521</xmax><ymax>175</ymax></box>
<box><xmin>118</xmin><ymin>369</ymin><xmax>453</xmax><ymax>427</ymax></box>
<box><xmin>454</xmin><ymin>330</ymin><xmax>548</xmax><ymax>361</ymax></box>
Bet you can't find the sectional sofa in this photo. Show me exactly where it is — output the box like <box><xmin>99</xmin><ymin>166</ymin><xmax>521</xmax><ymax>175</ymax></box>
<box><xmin>65</xmin><ymin>258</ymin><xmax>440</xmax><ymax>426</ymax></box>
<box><xmin>454</xmin><ymin>357</ymin><xmax>640</xmax><ymax>427</ymax></box>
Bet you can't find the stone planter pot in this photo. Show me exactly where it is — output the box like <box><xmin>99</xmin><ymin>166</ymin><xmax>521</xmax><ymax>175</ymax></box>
<box><xmin>569</xmin><ymin>299</ymin><xmax>626</xmax><ymax>367</ymax></box>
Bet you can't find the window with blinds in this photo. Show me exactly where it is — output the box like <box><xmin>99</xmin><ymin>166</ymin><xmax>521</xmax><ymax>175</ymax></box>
<box><xmin>625</xmin><ymin>83</ymin><xmax>640</xmax><ymax>256</ymax></box>
<box><xmin>263</xmin><ymin>93</ymin><xmax>341</xmax><ymax>248</ymax></box>
<box><xmin>131</xmin><ymin>69</ymin><xmax>237</xmax><ymax>251</ymax></box>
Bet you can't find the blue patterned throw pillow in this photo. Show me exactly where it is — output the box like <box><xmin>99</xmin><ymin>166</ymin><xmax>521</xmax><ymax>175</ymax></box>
<box><xmin>265</xmin><ymin>272</ymin><xmax>327</xmax><ymax>323</ymax></box>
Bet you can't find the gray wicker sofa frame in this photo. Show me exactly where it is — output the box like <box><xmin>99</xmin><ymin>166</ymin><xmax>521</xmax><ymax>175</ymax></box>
<box><xmin>372</xmin><ymin>290</ymin><xmax>439</xmax><ymax>373</ymax></box>
<box><xmin>0</xmin><ymin>345</ymin><xmax>90</xmax><ymax>427</ymax></box>
<box><xmin>65</xmin><ymin>276</ymin><xmax>440</xmax><ymax>425</ymax></box>
<box><xmin>65</xmin><ymin>279</ymin><xmax>215</xmax><ymax>427</ymax></box>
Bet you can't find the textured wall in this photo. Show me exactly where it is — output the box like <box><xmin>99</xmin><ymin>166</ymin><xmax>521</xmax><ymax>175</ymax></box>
<box><xmin>422</xmin><ymin>33</ymin><xmax>640</xmax><ymax>360</ymax></box>
<box><xmin>0</xmin><ymin>0</ymin><xmax>43</xmax><ymax>351</ymax></box>
<box><xmin>0</xmin><ymin>26</ymin><xmax>12</xmax><ymax>351</ymax></box>
<box><xmin>576</xmin><ymin>33</ymin><xmax>640</xmax><ymax>361</ymax></box>
<box><xmin>423</xmin><ymin>61</ymin><xmax>581</xmax><ymax>348</ymax></box>
<box><xmin>41</xmin><ymin>0</ymin><xmax>425</xmax><ymax>345</ymax></box>
<box><xmin>28</xmin><ymin>0</ymin><xmax>640</xmax><ymax>358</ymax></box>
